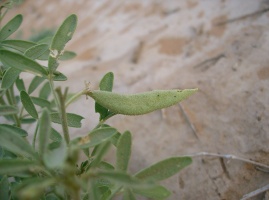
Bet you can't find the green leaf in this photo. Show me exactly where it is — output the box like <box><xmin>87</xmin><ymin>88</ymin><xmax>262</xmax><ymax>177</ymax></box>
<box><xmin>16</xmin><ymin>178</ymin><xmax>56</xmax><ymax>200</ymax></box>
<box><xmin>20</xmin><ymin>90</ymin><xmax>38</xmax><ymax>119</ymax></box>
<box><xmin>0</xmin><ymin>105</ymin><xmax>18</xmax><ymax>115</ymax></box>
<box><xmin>50</xmin><ymin>112</ymin><xmax>84</xmax><ymax>128</ymax></box>
<box><xmin>88</xmin><ymin>180</ymin><xmax>101</xmax><ymax>200</ymax></box>
<box><xmin>75</xmin><ymin>127</ymin><xmax>117</xmax><ymax>148</ymax></box>
<box><xmin>0</xmin><ymin>176</ymin><xmax>9</xmax><ymax>200</ymax></box>
<box><xmin>95</xmin><ymin>170</ymin><xmax>153</xmax><ymax>190</ymax></box>
<box><xmin>0</xmin><ymin>89</ymin><xmax>5</xmax><ymax>97</ymax></box>
<box><xmin>1</xmin><ymin>40</ymin><xmax>36</xmax><ymax>53</ymax></box>
<box><xmin>133</xmin><ymin>185</ymin><xmax>171</xmax><ymax>200</ymax></box>
<box><xmin>21</xmin><ymin>118</ymin><xmax>36</xmax><ymax>124</ymax></box>
<box><xmin>48</xmin><ymin>14</ymin><xmax>77</xmax><ymax>73</ymax></box>
<box><xmin>0</xmin><ymin>160</ymin><xmax>40</xmax><ymax>175</ymax></box>
<box><xmin>50</xmin><ymin>128</ymin><xmax>62</xmax><ymax>142</ymax></box>
<box><xmin>37</xmin><ymin>36</ymin><xmax>52</xmax><ymax>45</ymax></box>
<box><xmin>95</xmin><ymin>72</ymin><xmax>114</xmax><ymax>121</ymax></box>
<box><xmin>24</xmin><ymin>43</ymin><xmax>49</xmax><ymax>60</ymax></box>
<box><xmin>28</xmin><ymin>76</ymin><xmax>45</xmax><ymax>94</ymax></box>
<box><xmin>99</xmin><ymin>161</ymin><xmax>115</xmax><ymax>170</ymax></box>
<box><xmin>43</xmin><ymin>141</ymin><xmax>66</xmax><ymax>168</ymax></box>
<box><xmin>116</xmin><ymin>131</ymin><xmax>131</xmax><ymax>171</ymax></box>
<box><xmin>39</xmin><ymin>82</ymin><xmax>51</xmax><ymax>99</ymax></box>
<box><xmin>31</xmin><ymin>96</ymin><xmax>51</xmax><ymax>109</ymax></box>
<box><xmin>15</xmin><ymin>78</ymin><xmax>26</xmax><ymax>92</ymax></box>
<box><xmin>0</xmin><ymin>50</ymin><xmax>48</xmax><ymax>77</ymax></box>
<box><xmin>100</xmin><ymin>72</ymin><xmax>114</xmax><ymax>92</ymax></box>
<box><xmin>38</xmin><ymin>109</ymin><xmax>51</xmax><ymax>157</ymax></box>
<box><xmin>1</xmin><ymin>67</ymin><xmax>21</xmax><ymax>89</ymax></box>
<box><xmin>135</xmin><ymin>157</ymin><xmax>192</xmax><ymax>182</ymax></box>
<box><xmin>0</xmin><ymin>125</ymin><xmax>37</xmax><ymax>159</ymax></box>
<box><xmin>89</xmin><ymin>142</ymin><xmax>111</xmax><ymax>168</ymax></box>
<box><xmin>59</xmin><ymin>50</ymin><xmax>76</xmax><ymax>60</ymax></box>
<box><xmin>123</xmin><ymin>188</ymin><xmax>136</xmax><ymax>200</ymax></box>
<box><xmin>110</xmin><ymin>131</ymin><xmax>121</xmax><ymax>147</ymax></box>
<box><xmin>0</xmin><ymin>124</ymin><xmax>28</xmax><ymax>137</ymax></box>
<box><xmin>0</xmin><ymin>14</ymin><xmax>23</xmax><ymax>41</ymax></box>
<box><xmin>52</xmin><ymin>71</ymin><xmax>67</xmax><ymax>81</ymax></box>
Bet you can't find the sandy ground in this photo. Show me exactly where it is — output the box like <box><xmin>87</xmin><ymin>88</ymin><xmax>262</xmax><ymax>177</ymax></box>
<box><xmin>3</xmin><ymin>0</ymin><xmax>269</xmax><ymax>199</ymax></box>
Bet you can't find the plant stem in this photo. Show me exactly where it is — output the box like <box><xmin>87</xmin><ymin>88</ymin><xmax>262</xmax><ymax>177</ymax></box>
<box><xmin>48</xmin><ymin>76</ymin><xmax>70</xmax><ymax>144</ymax></box>
<box><xmin>6</xmin><ymin>87</ymin><xmax>20</xmax><ymax>127</ymax></box>
<box><xmin>55</xmin><ymin>87</ymin><xmax>70</xmax><ymax>144</ymax></box>
<box><xmin>184</xmin><ymin>152</ymin><xmax>269</xmax><ymax>169</ymax></box>
<box><xmin>32</xmin><ymin>121</ymin><xmax>39</xmax><ymax>149</ymax></box>
<box><xmin>65</xmin><ymin>89</ymin><xmax>85</xmax><ymax>108</ymax></box>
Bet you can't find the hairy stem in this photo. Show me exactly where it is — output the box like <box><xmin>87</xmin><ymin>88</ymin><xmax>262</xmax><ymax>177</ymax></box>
<box><xmin>32</xmin><ymin>121</ymin><xmax>39</xmax><ymax>149</ymax></box>
<box><xmin>48</xmin><ymin>76</ymin><xmax>70</xmax><ymax>144</ymax></box>
<box><xmin>55</xmin><ymin>87</ymin><xmax>70</xmax><ymax>144</ymax></box>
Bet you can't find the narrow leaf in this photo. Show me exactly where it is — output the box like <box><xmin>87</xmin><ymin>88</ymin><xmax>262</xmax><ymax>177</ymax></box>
<box><xmin>16</xmin><ymin>178</ymin><xmax>56</xmax><ymax>200</ymax></box>
<box><xmin>99</xmin><ymin>72</ymin><xmax>114</xmax><ymax>91</ymax></box>
<box><xmin>15</xmin><ymin>78</ymin><xmax>26</xmax><ymax>92</ymax></box>
<box><xmin>95</xmin><ymin>72</ymin><xmax>114</xmax><ymax>121</ymax></box>
<box><xmin>0</xmin><ymin>124</ymin><xmax>28</xmax><ymax>137</ymax></box>
<box><xmin>0</xmin><ymin>105</ymin><xmax>18</xmax><ymax>116</ymax></box>
<box><xmin>123</xmin><ymin>189</ymin><xmax>136</xmax><ymax>200</ymax></box>
<box><xmin>52</xmin><ymin>71</ymin><xmax>67</xmax><ymax>81</ymax></box>
<box><xmin>0</xmin><ymin>125</ymin><xmax>37</xmax><ymax>159</ymax></box>
<box><xmin>48</xmin><ymin>14</ymin><xmax>77</xmax><ymax>73</ymax></box>
<box><xmin>1</xmin><ymin>67</ymin><xmax>21</xmax><ymax>89</ymax></box>
<box><xmin>75</xmin><ymin>127</ymin><xmax>117</xmax><ymax>148</ymax></box>
<box><xmin>38</xmin><ymin>109</ymin><xmax>51</xmax><ymax>157</ymax></box>
<box><xmin>0</xmin><ymin>160</ymin><xmax>40</xmax><ymax>175</ymax></box>
<box><xmin>1</xmin><ymin>40</ymin><xmax>36</xmax><ymax>53</ymax></box>
<box><xmin>31</xmin><ymin>96</ymin><xmax>51</xmax><ymax>109</ymax></box>
<box><xmin>135</xmin><ymin>157</ymin><xmax>192</xmax><ymax>182</ymax></box>
<box><xmin>28</xmin><ymin>76</ymin><xmax>45</xmax><ymax>94</ymax></box>
<box><xmin>133</xmin><ymin>185</ymin><xmax>171</xmax><ymax>200</ymax></box>
<box><xmin>0</xmin><ymin>176</ymin><xmax>9</xmax><ymax>200</ymax></box>
<box><xmin>0</xmin><ymin>50</ymin><xmax>48</xmax><ymax>77</ymax></box>
<box><xmin>43</xmin><ymin>141</ymin><xmax>66</xmax><ymax>168</ymax></box>
<box><xmin>59</xmin><ymin>51</ymin><xmax>76</xmax><ymax>60</ymax></box>
<box><xmin>50</xmin><ymin>128</ymin><xmax>62</xmax><ymax>142</ymax></box>
<box><xmin>88</xmin><ymin>180</ymin><xmax>101</xmax><ymax>200</ymax></box>
<box><xmin>21</xmin><ymin>118</ymin><xmax>36</xmax><ymax>124</ymax></box>
<box><xmin>50</xmin><ymin>112</ymin><xmax>84</xmax><ymax>128</ymax></box>
<box><xmin>96</xmin><ymin>170</ymin><xmax>153</xmax><ymax>190</ymax></box>
<box><xmin>0</xmin><ymin>14</ymin><xmax>23</xmax><ymax>41</ymax></box>
<box><xmin>89</xmin><ymin>142</ymin><xmax>111</xmax><ymax>168</ymax></box>
<box><xmin>20</xmin><ymin>91</ymin><xmax>38</xmax><ymax>119</ymax></box>
<box><xmin>39</xmin><ymin>82</ymin><xmax>51</xmax><ymax>99</ymax></box>
<box><xmin>25</xmin><ymin>43</ymin><xmax>49</xmax><ymax>60</ymax></box>
<box><xmin>116</xmin><ymin>131</ymin><xmax>131</xmax><ymax>171</ymax></box>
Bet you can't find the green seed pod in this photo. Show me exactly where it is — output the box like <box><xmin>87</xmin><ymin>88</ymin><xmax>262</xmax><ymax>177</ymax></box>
<box><xmin>88</xmin><ymin>88</ymin><xmax>198</xmax><ymax>115</ymax></box>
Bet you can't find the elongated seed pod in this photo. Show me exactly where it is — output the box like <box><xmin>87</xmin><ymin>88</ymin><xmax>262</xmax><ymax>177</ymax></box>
<box><xmin>88</xmin><ymin>89</ymin><xmax>198</xmax><ymax>115</ymax></box>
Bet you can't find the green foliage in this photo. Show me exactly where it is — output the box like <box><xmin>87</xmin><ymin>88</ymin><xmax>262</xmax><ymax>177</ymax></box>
<box><xmin>0</xmin><ymin>7</ymin><xmax>197</xmax><ymax>200</ymax></box>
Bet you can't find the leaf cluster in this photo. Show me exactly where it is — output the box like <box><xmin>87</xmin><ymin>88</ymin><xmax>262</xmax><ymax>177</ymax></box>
<box><xmin>0</xmin><ymin>2</ymin><xmax>195</xmax><ymax>200</ymax></box>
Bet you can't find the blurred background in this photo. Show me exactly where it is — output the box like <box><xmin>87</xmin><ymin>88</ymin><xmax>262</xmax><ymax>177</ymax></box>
<box><xmin>3</xmin><ymin>0</ymin><xmax>269</xmax><ymax>199</ymax></box>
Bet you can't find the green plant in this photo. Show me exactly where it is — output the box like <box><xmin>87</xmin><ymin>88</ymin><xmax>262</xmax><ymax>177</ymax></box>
<box><xmin>0</xmin><ymin>5</ymin><xmax>197</xmax><ymax>200</ymax></box>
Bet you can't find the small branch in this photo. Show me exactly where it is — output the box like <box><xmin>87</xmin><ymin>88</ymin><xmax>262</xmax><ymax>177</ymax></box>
<box><xmin>193</xmin><ymin>54</ymin><xmax>225</xmax><ymax>71</ymax></box>
<box><xmin>178</xmin><ymin>103</ymin><xmax>199</xmax><ymax>140</ymax></box>
<box><xmin>241</xmin><ymin>184</ymin><xmax>269</xmax><ymax>200</ymax></box>
<box><xmin>65</xmin><ymin>89</ymin><xmax>85</xmax><ymax>108</ymax></box>
<box><xmin>32</xmin><ymin>121</ymin><xmax>39</xmax><ymax>149</ymax></box>
<box><xmin>56</xmin><ymin>87</ymin><xmax>70</xmax><ymax>145</ymax></box>
<box><xmin>215</xmin><ymin>8</ymin><xmax>269</xmax><ymax>26</ymax></box>
<box><xmin>184</xmin><ymin>152</ymin><xmax>269</xmax><ymax>170</ymax></box>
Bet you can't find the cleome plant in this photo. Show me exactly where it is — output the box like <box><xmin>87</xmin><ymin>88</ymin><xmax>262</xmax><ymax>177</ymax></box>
<box><xmin>0</xmin><ymin>2</ymin><xmax>197</xmax><ymax>200</ymax></box>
